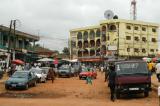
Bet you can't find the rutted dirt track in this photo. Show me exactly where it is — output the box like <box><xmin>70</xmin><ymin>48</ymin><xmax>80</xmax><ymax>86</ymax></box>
<box><xmin>0</xmin><ymin>72</ymin><xmax>158</xmax><ymax>106</ymax></box>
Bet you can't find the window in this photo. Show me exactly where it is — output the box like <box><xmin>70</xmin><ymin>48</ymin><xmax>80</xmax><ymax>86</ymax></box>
<box><xmin>126</xmin><ymin>36</ymin><xmax>131</xmax><ymax>40</ymax></box>
<box><xmin>134</xmin><ymin>48</ymin><xmax>139</xmax><ymax>53</ymax></box>
<box><xmin>109</xmin><ymin>24</ymin><xmax>116</xmax><ymax>31</ymax></box>
<box><xmin>134</xmin><ymin>37</ymin><xmax>139</xmax><ymax>41</ymax></box>
<box><xmin>126</xmin><ymin>25</ymin><xmax>131</xmax><ymax>30</ymax></box>
<box><xmin>127</xmin><ymin>48</ymin><xmax>130</xmax><ymax>52</ymax></box>
<box><xmin>71</xmin><ymin>41</ymin><xmax>76</xmax><ymax>47</ymax></box>
<box><xmin>142</xmin><ymin>27</ymin><xmax>146</xmax><ymax>31</ymax></box>
<box><xmin>151</xmin><ymin>38</ymin><xmax>156</xmax><ymax>42</ymax></box>
<box><xmin>152</xmin><ymin>28</ymin><xmax>156</xmax><ymax>32</ymax></box>
<box><xmin>142</xmin><ymin>49</ymin><xmax>146</xmax><ymax>53</ymax></box>
<box><xmin>134</xmin><ymin>26</ymin><xmax>139</xmax><ymax>30</ymax></box>
<box><xmin>142</xmin><ymin>37</ymin><xmax>147</xmax><ymax>42</ymax></box>
<box><xmin>150</xmin><ymin>49</ymin><xmax>154</xmax><ymax>52</ymax></box>
<box><xmin>107</xmin><ymin>36</ymin><xmax>110</xmax><ymax>40</ymax></box>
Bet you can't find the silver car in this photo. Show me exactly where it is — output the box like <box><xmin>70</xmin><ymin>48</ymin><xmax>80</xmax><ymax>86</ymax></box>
<box><xmin>30</xmin><ymin>67</ymin><xmax>47</xmax><ymax>83</ymax></box>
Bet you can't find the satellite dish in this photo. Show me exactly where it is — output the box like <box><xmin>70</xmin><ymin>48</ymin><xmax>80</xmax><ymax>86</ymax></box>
<box><xmin>104</xmin><ymin>10</ymin><xmax>114</xmax><ymax>20</ymax></box>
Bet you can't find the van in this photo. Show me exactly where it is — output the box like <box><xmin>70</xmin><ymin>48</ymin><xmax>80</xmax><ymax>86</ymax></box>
<box><xmin>115</xmin><ymin>61</ymin><xmax>151</xmax><ymax>98</ymax></box>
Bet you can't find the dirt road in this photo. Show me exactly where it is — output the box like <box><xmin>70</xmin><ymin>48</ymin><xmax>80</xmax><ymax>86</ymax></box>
<box><xmin>0</xmin><ymin>72</ymin><xmax>158</xmax><ymax>106</ymax></box>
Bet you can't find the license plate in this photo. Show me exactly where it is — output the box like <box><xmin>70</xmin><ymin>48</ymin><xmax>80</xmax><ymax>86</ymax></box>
<box><xmin>12</xmin><ymin>84</ymin><xmax>16</xmax><ymax>87</ymax></box>
<box><xmin>129</xmin><ymin>88</ymin><xmax>139</xmax><ymax>90</ymax></box>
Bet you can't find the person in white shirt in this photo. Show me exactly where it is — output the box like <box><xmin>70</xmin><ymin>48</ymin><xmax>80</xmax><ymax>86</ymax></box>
<box><xmin>155</xmin><ymin>63</ymin><xmax>160</xmax><ymax>82</ymax></box>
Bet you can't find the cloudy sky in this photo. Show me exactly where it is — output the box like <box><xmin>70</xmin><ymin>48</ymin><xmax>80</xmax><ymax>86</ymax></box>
<box><xmin>0</xmin><ymin>0</ymin><xmax>159</xmax><ymax>51</ymax></box>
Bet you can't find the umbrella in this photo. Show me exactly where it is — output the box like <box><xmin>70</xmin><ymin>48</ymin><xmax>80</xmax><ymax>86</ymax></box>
<box><xmin>152</xmin><ymin>57</ymin><xmax>157</xmax><ymax>62</ymax></box>
<box><xmin>12</xmin><ymin>59</ymin><xmax>24</xmax><ymax>65</ymax></box>
<box><xmin>142</xmin><ymin>57</ymin><xmax>151</xmax><ymax>62</ymax></box>
<box><xmin>37</xmin><ymin>58</ymin><xmax>53</xmax><ymax>62</ymax></box>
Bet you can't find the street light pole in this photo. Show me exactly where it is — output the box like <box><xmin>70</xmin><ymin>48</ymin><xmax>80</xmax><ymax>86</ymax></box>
<box><xmin>117</xmin><ymin>22</ymin><xmax>119</xmax><ymax>59</ymax></box>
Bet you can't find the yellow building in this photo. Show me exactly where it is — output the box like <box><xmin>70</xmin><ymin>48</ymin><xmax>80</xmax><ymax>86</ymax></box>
<box><xmin>69</xmin><ymin>19</ymin><xmax>159</xmax><ymax>60</ymax></box>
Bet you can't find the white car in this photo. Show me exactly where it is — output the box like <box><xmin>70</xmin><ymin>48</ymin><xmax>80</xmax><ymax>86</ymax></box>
<box><xmin>30</xmin><ymin>67</ymin><xmax>47</xmax><ymax>83</ymax></box>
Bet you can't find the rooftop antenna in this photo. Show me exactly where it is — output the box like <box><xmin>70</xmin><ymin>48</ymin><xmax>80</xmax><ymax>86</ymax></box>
<box><xmin>131</xmin><ymin>0</ymin><xmax>137</xmax><ymax>20</ymax></box>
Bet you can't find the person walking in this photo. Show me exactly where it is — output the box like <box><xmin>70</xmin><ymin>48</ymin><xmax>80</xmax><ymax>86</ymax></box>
<box><xmin>108</xmin><ymin>65</ymin><xmax>116</xmax><ymax>102</ymax></box>
<box><xmin>48</xmin><ymin>67</ymin><xmax>55</xmax><ymax>83</ymax></box>
<box><xmin>86</xmin><ymin>68</ymin><xmax>92</xmax><ymax>85</ymax></box>
<box><xmin>101</xmin><ymin>66</ymin><xmax>104</xmax><ymax>74</ymax></box>
<box><xmin>156</xmin><ymin>62</ymin><xmax>160</xmax><ymax>82</ymax></box>
<box><xmin>148</xmin><ymin>61</ymin><xmax>153</xmax><ymax>74</ymax></box>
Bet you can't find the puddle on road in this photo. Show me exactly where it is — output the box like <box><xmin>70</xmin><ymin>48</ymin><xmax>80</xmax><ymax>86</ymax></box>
<box><xmin>0</xmin><ymin>92</ymin><xmax>66</xmax><ymax>99</ymax></box>
<box><xmin>0</xmin><ymin>92</ymin><xmax>36</xmax><ymax>98</ymax></box>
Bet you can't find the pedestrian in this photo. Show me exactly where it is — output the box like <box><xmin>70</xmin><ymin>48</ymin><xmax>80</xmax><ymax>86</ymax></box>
<box><xmin>148</xmin><ymin>61</ymin><xmax>153</xmax><ymax>74</ymax></box>
<box><xmin>108</xmin><ymin>65</ymin><xmax>116</xmax><ymax>102</ymax></box>
<box><xmin>101</xmin><ymin>66</ymin><xmax>104</xmax><ymax>74</ymax></box>
<box><xmin>48</xmin><ymin>67</ymin><xmax>55</xmax><ymax>83</ymax></box>
<box><xmin>86</xmin><ymin>68</ymin><xmax>92</xmax><ymax>85</ymax></box>
<box><xmin>156</xmin><ymin>62</ymin><xmax>160</xmax><ymax>82</ymax></box>
<box><xmin>104</xmin><ymin>65</ymin><xmax>109</xmax><ymax>82</ymax></box>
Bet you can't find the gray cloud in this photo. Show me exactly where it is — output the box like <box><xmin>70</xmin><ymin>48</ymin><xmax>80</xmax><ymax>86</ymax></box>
<box><xmin>0</xmin><ymin>0</ymin><xmax>159</xmax><ymax>51</ymax></box>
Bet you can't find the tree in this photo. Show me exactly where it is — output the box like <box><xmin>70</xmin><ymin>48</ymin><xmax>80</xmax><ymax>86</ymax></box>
<box><xmin>62</xmin><ymin>47</ymin><xmax>70</xmax><ymax>55</ymax></box>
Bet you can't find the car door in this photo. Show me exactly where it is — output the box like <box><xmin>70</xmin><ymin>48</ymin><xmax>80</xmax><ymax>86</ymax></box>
<box><xmin>28</xmin><ymin>72</ymin><xmax>35</xmax><ymax>85</ymax></box>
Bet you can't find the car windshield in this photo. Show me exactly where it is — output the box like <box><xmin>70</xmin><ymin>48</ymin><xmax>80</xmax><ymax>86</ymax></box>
<box><xmin>30</xmin><ymin>69</ymin><xmax>42</xmax><ymax>74</ymax></box>
<box><xmin>11</xmin><ymin>72</ymin><xmax>28</xmax><ymax>78</ymax></box>
<box><xmin>81</xmin><ymin>68</ymin><xmax>88</xmax><ymax>72</ymax></box>
<box><xmin>59</xmin><ymin>67</ymin><xmax>69</xmax><ymax>70</ymax></box>
<box><xmin>115</xmin><ymin>62</ymin><xmax>148</xmax><ymax>75</ymax></box>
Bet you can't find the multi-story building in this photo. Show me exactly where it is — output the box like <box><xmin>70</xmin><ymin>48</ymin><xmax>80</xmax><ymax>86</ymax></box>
<box><xmin>69</xmin><ymin>19</ymin><xmax>159</xmax><ymax>61</ymax></box>
<box><xmin>0</xmin><ymin>25</ymin><xmax>40</xmax><ymax>65</ymax></box>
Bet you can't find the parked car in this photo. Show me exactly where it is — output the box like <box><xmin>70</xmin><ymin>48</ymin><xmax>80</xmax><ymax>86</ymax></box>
<box><xmin>79</xmin><ymin>68</ymin><xmax>97</xmax><ymax>80</ymax></box>
<box><xmin>5</xmin><ymin>71</ymin><xmax>37</xmax><ymax>90</ymax></box>
<box><xmin>114</xmin><ymin>60</ymin><xmax>151</xmax><ymax>98</ymax></box>
<box><xmin>58</xmin><ymin>66</ymin><xmax>71</xmax><ymax>78</ymax></box>
<box><xmin>30</xmin><ymin>67</ymin><xmax>47</xmax><ymax>83</ymax></box>
<box><xmin>0</xmin><ymin>69</ymin><xmax>4</xmax><ymax>79</ymax></box>
<box><xmin>70</xmin><ymin>66</ymin><xmax>77</xmax><ymax>77</ymax></box>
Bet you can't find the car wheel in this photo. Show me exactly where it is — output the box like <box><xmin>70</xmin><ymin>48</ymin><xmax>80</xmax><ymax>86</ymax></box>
<box><xmin>25</xmin><ymin>84</ymin><xmax>29</xmax><ymax>90</ymax></box>
<box><xmin>5</xmin><ymin>85</ymin><xmax>9</xmax><ymax>90</ymax></box>
<box><xmin>43</xmin><ymin>79</ymin><xmax>46</xmax><ymax>83</ymax></box>
<box><xmin>144</xmin><ymin>91</ymin><xmax>149</xmax><ymax>97</ymax></box>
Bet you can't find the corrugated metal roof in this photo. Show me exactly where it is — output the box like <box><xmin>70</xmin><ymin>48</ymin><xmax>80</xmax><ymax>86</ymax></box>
<box><xmin>0</xmin><ymin>25</ymin><xmax>40</xmax><ymax>41</ymax></box>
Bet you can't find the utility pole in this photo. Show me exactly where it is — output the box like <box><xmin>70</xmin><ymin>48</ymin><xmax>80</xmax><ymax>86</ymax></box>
<box><xmin>7</xmin><ymin>20</ymin><xmax>13</xmax><ymax>53</ymax></box>
<box><xmin>13</xmin><ymin>20</ymin><xmax>16</xmax><ymax>60</ymax></box>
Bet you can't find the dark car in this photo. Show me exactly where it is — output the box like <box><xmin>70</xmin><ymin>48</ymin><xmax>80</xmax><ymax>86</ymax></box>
<box><xmin>5</xmin><ymin>71</ymin><xmax>37</xmax><ymax>90</ymax></box>
<box><xmin>114</xmin><ymin>61</ymin><xmax>151</xmax><ymax>98</ymax></box>
<box><xmin>58</xmin><ymin>67</ymin><xmax>71</xmax><ymax>78</ymax></box>
<box><xmin>0</xmin><ymin>69</ymin><xmax>4</xmax><ymax>79</ymax></box>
